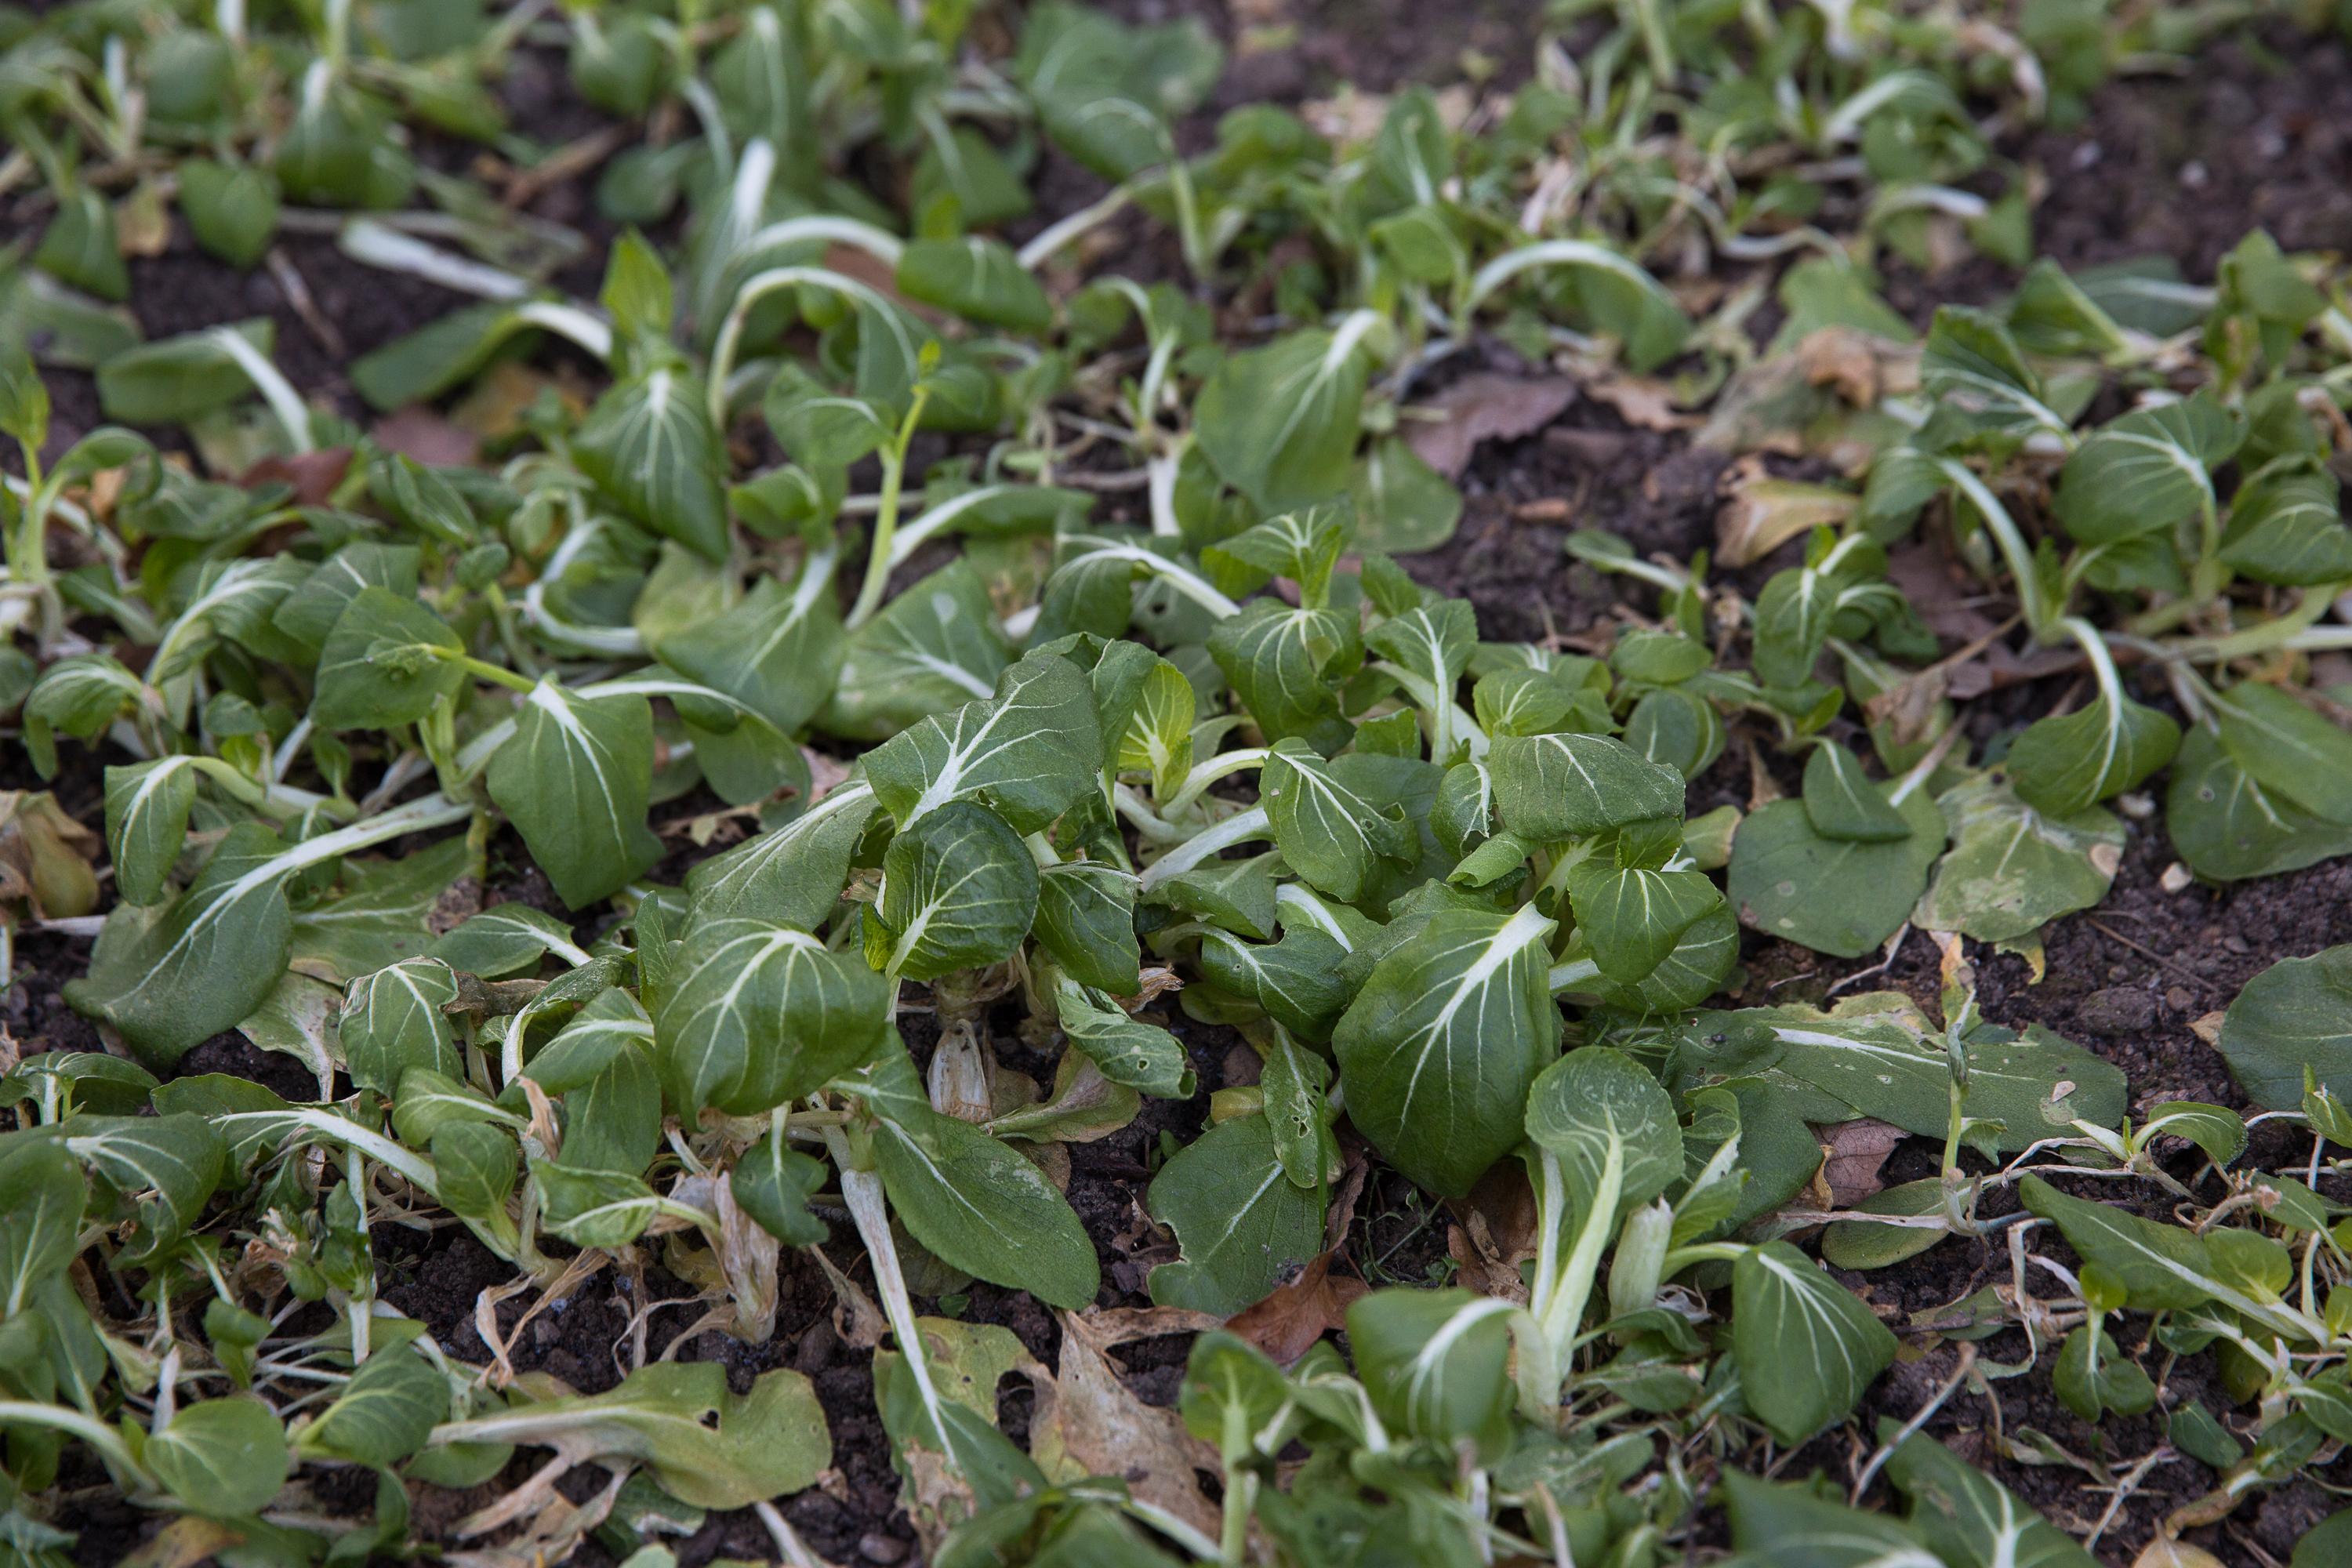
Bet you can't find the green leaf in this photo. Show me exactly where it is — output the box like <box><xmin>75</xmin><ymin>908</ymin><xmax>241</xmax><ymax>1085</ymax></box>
<box><xmin>655</xmin><ymin>565</ymin><xmax>844</xmax><ymax>735</ymax></box>
<box><xmin>1146</xmin><ymin>1112</ymin><xmax>1325</xmax><ymax>1315</ymax></box>
<box><xmin>1487</xmin><ymin>732</ymin><xmax>1686</xmax><ymax>842</ymax></box>
<box><xmin>2052</xmin><ymin>1324</ymin><xmax>2155</xmax><ymax>1423</ymax></box>
<box><xmin>2056</xmin><ymin>393</ymin><xmax>2241</xmax><ymax>544</ymax></box>
<box><xmin>96</xmin><ymin>321</ymin><xmax>275</xmax><ymax>425</ymax></box>
<box><xmin>2296</xmin><ymin>1512</ymin><xmax>2352</xmax><ymax>1568</ymax></box>
<box><xmin>685</xmin><ymin>782</ymin><xmax>877</xmax><ymax>928</ymax></box>
<box><xmin>2209</xmin><ymin>683</ymin><xmax>2352</xmax><ymax>826</ymax></box>
<box><xmin>274</xmin><ymin>543</ymin><xmax>423</xmax><ymax>654</ymax></box>
<box><xmin>655</xmin><ymin>919</ymin><xmax>890</xmax><ymax>1116</ymax></box>
<box><xmin>1260</xmin><ymin>739</ymin><xmax>1416</xmax><ymax>902</ymax></box>
<box><xmin>1920</xmin><ymin>306</ymin><xmax>2060</xmax><ymax>438</ymax></box>
<box><xmin>866</xmin><ymin>652</ymin><xmax>1102</xmax><ymax>834</ymax></box>
<box><xmin>1334</xmin><ymin>903</ymin><xmax>1560</xmax><ymax>1197</ymax></box>
<box><xmin>431</xmin><ymin>1363</ymin><xmax>828</xmax><ymax>1511</ymax></box>
<box><xmin>103</xmin><ymin>758</ymin><xmax>198</xmax><ymax>906</ymax></box>
<box><xmin>66</xmin><ymin>823</ymin><xmax>298</xmax><ymax>1067</ymax></box>
<box><xmin>1565</xmin><ymin>864</ymin><xmax>1722</xmax><ymax>985</ymax></box>
<box><xmin>896</xmin><ymin>238</ymin><xmax>1052</xmax><ymax>332</ymax></box>
<box><xmin>35</xmin><ymin>188</ymin><xmax>128</xmax><ymax>302</ymax></box>
<box><xmin>869</xmin><ymin>1103</ymin><xmax>1100</xmax><ymax>1309</ymax></box>
<box><xmin>430</xmin><ymin>903</ymin><xmax>583</xmax><ymax>980</ymax></box>
<box><xmin>573</xmin><ymin>366</ymin><xmax>731</xmax><ymax>562</ymax></box>
<box><xmin>1801</xmin><ymin>742</ymin><xmax>1910</xmax><ymax>842</ymax></box>
<box><xmin>1347</xmin><ymin>1288</ymin><xmax>1516</xmax><ymax>1454</ymax></box>
<box><xmin>1207</xmin><ymin>601</ymin><xmax>1362</xmax><ymax>749</ymax></box>
<box><xmin>0</xmin><ymin>1141</ymin><xmax>87</xmax><ymax>1316</ymax></box>
<box><xmin>1195</xmin><ymin>320</ymin><xmax>1377</xmax><ymax>510</ymax></box>
<box><xmin>1820</xmin><ymin>1181</ymin><xmax>1950</xmax><ymax>1272</ymax></box>
<box><xmin>1033</xmin><ymin>861</ymin><xmax>1142</xmax><ymax>995</ymax></box>
<box><xmin>826</xmin><ymin>559</ymin><xmax>1011</xmax><ymax>740</ymax></box>
<box><xmin>731</xmin><ymin>1131</ymin><xmax>828</xmax><ymax>1247</ymax></box>
<box><xmin>535</xmin><ymin>1160</ymin><xmax>664</xmax><ymax>1247</ymax></box>
<box><xmin>298</xmin><ymin>1346</ymin><xmax>448</xmax><ymax>1467</ymax></box>
<box><xmin>872</xmin><ymin>800</ymin><xmax>1040</xmax><ymax>981</ymax></box>
<box><xmin>147</xmin><ymin>1399</ymin><xmax>290</xmax><ymax>1518</ymax></box>
<box><xmin>2018</xmin><ymin>1175</ymin><xmax>2241</xmax><ymax>1316</ymax></box>
<box><xmin>1051</xmin><ymin>977</ymin><xmax>1192</xmax><ymax>1098</ymax></box>
<box><xmin>1349</xmin><ymin>436</ymin><xmax>1463</xmax><ymax>554</ymax></box>
<box><xmin>177</xmin><ymin>161</ymin><xmax>281</xmax><ymax>270</ymax></box>
<box><xmin>1719</xmin><ymin>1470</ymin><xmax>1938</xmax><ymax>1568</ymax></box>
<box><xmin>2217</xmin><ymin>946</ymin><xmax>2352</xmax><ymax>1110</ymax></box>
<box><xmin>1884</xmin><ymin>1429</ymin><xmax>2098</xmax><ymax>1568</ymax></box>
<box><xmin>485</xmin><ymin>682</ymin><xmax>663</xmax><ymax>909</ymax></box>
<box><xmin>1524</xmin><ymin>1046</ymin><xmax>1682</xmax><ymax>1220</ymax></box>
<box><xmin>1199</xmin><ymin>927</ymin><xmax>1351</xmax><ymax>1044</ymax></box>
<box><xmin>341</xmin><ymin>958</ymin><xmax>461</xmax><ymax>1096</ymax></box>
<box><xmin>1913</xmin><ymin>775</ymin><xmax>2122</xmax><ymax>943</ymax></box>
<box><xmin>1726</xmin><ymin>785</ymin><xmax>1946</xmax><ymax>959</ymax></box>
<box><xmin>2220</xmin><ymin>462</ymin><xmax>2352</xmax><ymax>586</ymax></box>
<box><xmin>1731</xmin><ymin>1241</ymin><xmax>1896</xmax><ymax>1445</ymax></box>
<box><xmin>1115</xmin><ymin>658</ymin><xmax>1196</xmax><ymax>800</ymax></box>
<box><xmin>310</xmin><ymin>588</ymin><xmax>466</xmax><ymax>731</ymax></box>
<box><xmin>2168</xmin><ymin>723</ymin><xmax>2352</xmax><ymax>883</ymax></box>
<box><xmin>2007</xmin><ymin>688</ymin><xmax>2180</xmax><ymax>817</ymax></box>
<box><xmin>430</xmin><ymin>1120</ymin><xmax>518</xmax><ymax>1228</ymax></box>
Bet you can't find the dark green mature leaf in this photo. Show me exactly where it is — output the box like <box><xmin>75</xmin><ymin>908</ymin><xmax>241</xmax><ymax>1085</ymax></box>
<box><xmin>1801</xmin><ymin>742</ymin><xmax>1910</xmax><ymax>842</ymax></box>
<box><xmin>103</xmin><ymin>758</ymin><xmax>198</xmax><ymax>906</ymax></box>
<box><xmin>96</xmin><ymin>321</ymin><xmax>275</xmax><ymax>425</ymax></box>
<box><xmin>872</xmin><ymin>800</ymin><xmax>1040</xmax><ymax>980</ymax></box>
<box><xmin>147</xmin><ymin>1399</ymin><xmax>290</xmax><ymax>1518</ymax></box>
<box><xmin>657</xmin><ymin>567</ymin><xmax>844</xmax><ymax>735</ymax></box>
<box><xmin>1913</xmin><ymin>775</ymin><xmax>2122</xmax><ymax>942</ymax></box>
<box><xmin>2210</xmin><ymin>684</ymin><xmax>2352</xmax><ymax>826</ymax></box>
<box><xmin>2053</xmin><ymin>1324</ymin><xmax>2155</xmax><ymax>1423</ymax></box>
<box><xmin>687</xmin><ymin>782</ymin><xmax>877</xmax><ymax>928</ymax></box>
<box><xmin>178</xmin><ymin>160</ymin><xmax>281</xmax><ymax>270</ymax></box>
<box><xmin>2296</xmin><ymin>1512</ymin><xmax>2352</xmax><ymax>1568</ymax></box>
<box><xmin>1260</xmin><ymin>739</ymin><xmax>1415</xmax><ymax>902</ymax></box>
<box><xmin>1146</xmin><ymin>1112</ymin><xmax>1325</xmax><ymax>1315</ymax></box>
<box><xmin>866</xmin><ymin>652</ymin><xmax>1102</xmax><ymax>833</ymax></box>
<box><xmin>2220</xmin><ymin>462</ymin><xmax>2352</xmax><ymax>585</ymax></box>
<box><xmin>1199</xmin><ymin>927</ymin><xmax>1352</xmax><ymax>1044</ymax></box>
<box><xmin>2056</xmin><ymin>393</ymin><xmax>2241</xmax><ymax>544</ymax></box>
<box><xmin>656</xmin><ymin>919</ymin><xmax>890</xmax><ymax>1116</ymax></box>
<box><xmin>341</xmin><ymin>958</ymin><xmax>460</xmax><ymax>1095</ymax></box>
<box><xmin>298</xmin><ymin>1345</ymin><xmax>448</xmax><ymax>1467</ymax></box>
<box><xmin>1348</xmin><ymin>1288</ymin><xmax>1516</xmax><ymax>1454</ymax></box>
<box><xmin>1195</xmin><ymin>321</ymin><xmax>1377</xmax><ymax>510</ymax></box>
<box><xmin>1207</xmin><ymin>600</ymin><xmax>1361</xmax><ymax>749</ymax></box>
<box><xmin>485</xmin><ymin>682</ymin><xmax>663</xmax><ymax>909</ymax></box>
<box><xmin>1726</xmin><ymin>785</ymin><xmax>1945</xmax><ymax>958</ymax></box>
<box><xmin>870</xmin><ymin>1103</ymin><xmax>1100</xmax><ymax>1309</ymax></box>
<box><xmin>67</xmin><ymin>823</ymin><xmax>296</xmax><ymax>1066</ymax></box>
<box><xmin>1033</xmin><ymin>860</ymin><xmax>1142</xmax><ymax>995</ymax></box>
<box><xmin>2167</xmin><ymin>725</ymin><xmax>2352</xmax><ymax>882</ymax></box>
<box><xmin>731</xmin><ymin>1131</ymin><xmax>827</xmax><ymax>1247</ymax></box>
<box><xmin>430</xmin><ymin>903</ymin><xmax>583</xmax><ymax>980</ymax></box>
<box><xmin>1488</xmin><ymin>732</ymin><xmax>1685</xmax><ymax>842</ymax></box>
<box><xmin>0</xmin><ymin>1141</ymin><xmax>87</xmax><ymax>1316</ymax></box>
<box><xmin>2008</xmin><ymin>690</ymin><xmax>2179</xmax><ymax>817</ymax></box>
<box><xmin>1334</xmin><ymin>903</ymin><xmax>1559</xmax><ymax>1197</ymax></box>
<box><xmin>826</xmin><ymin>559</ymin><xmax>1011</xmax><ymax>740</ymax></box>
<box><xmin>2218</xmin><ymin>946</ymin><xmax>2352</xmax><ymax>1109</ymax></box>
<box><xmin>1719</xmin><ymin>1471</ymin><xmax>1937</xmax><ymax>1568</ymax></box>
<box><xmin>274</xmin><ymin>543</ymin><xmax>423</xmax><ymax>653</ymax></box>
<box><xmin>1884</xmin><ymin>1429</ymin><xmax>2099</xmax><ymax>1568</ymax></box>
<box><xmin>2018</xmin><ymin>1176</ymin><xmax>2240</xmax><ymax>1316</ymax></box>
<box><xmin>896</xmin><ymin>238</ymin><xmax>1052</xmax><ymax>332</ymax></box>
<box><xmin>573</xmin><ymin>366</ymin><xmax>731</xmax><ymax>561</ymax></box>
<box><xmin>311</xmin><ymin>588</ymin><xmax>465</xmax><ymax>731</ymax></box>
<box><xmin>1731</xmin><ymin>1241</ymin><xmax>1896</xmax><ymax>1445</ymax></box>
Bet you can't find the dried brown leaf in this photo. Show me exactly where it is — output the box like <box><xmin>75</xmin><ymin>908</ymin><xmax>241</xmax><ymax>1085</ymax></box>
<box><xmin>1820</xmin><ymin>1117</ymin><xmax>1907</xmax><ymax>1207</ymax></box>
<box><xmin>1585</xmin><ymin>374</ymin><xmax>1699</xmax><ymax>432</ymax></box>
<box><xmin>372</xmin><ymin>407</ymin><xmax>482</xmax><ymax>467</ymax></box>
<box><xmin>1033</xmin><ymin>1312</ymin><xmax>1222</xmax><ymax>1540</ymax></box>
<box><xmin>1405</xmin><ymin>374</ymin><xmax>1577</xmax><ymax>478</ymax></box>
<box><xmin>1225</xmin><ymin>1251</ymin><xmax>1367</xmax><ymax>1363</ymax></box>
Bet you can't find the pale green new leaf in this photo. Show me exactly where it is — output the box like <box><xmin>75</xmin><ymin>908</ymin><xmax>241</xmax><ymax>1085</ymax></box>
<box><xmin>872</xmin><ymin>800</ymin><xmax>1039</xmax><ymax>980</ymax></box>
<box><xmin>865</xmin><ymin>652</ymin><xmax>1102</xmax><ymax>833</ymax></box>
<box><xmin>103</xmin><ymin>758</ymin><xmax>198</xmax><ymax>906</ymax></box>
<box><xmin>655</xmin><ymin>919</ymin><xmax>889</xmax><ymax>1116</ymax></box>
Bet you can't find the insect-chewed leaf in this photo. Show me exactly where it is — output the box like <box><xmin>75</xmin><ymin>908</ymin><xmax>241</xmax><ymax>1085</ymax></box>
<box><xmin>1487</xmin><ymin>731</ymin><xmax>1685</xmax><ymax>842</ymax></box>
<box><xmin>865</xmin><ymin>651</ymin><xmax>1101</xmax><ymax>833</ymax></box>
<box><xmin>655</xmin><ymin>917</ymin><xmax>890</xmax><ymax>1116</ymax></box>
<box><xmin>1050</xmin><ymin>975</ymin><xmax>1192</xmax><ymax>1098</ymax></box>
<box><xmin>869</xmin><ymin>1102</ymin><xmax>1100</xmax><ymax>1308</ymax></box>
<box><xmin>872</xmin><ymin>800</ymin><xmax>1039</xmax><ymax>980</ymax></box>
<box><xmin>1730</xmin><ymin>1240</ymin><xmax>1896</xmax><ymax>1445</ymax></box>
<box><xmin>1033</xmin><ymin>860</ymin><xmax>1142</xmax><ymax>995</ymax></box>
<box><xmin>340</xmin><ymin>957</ymin><xmax>460</xmax><ymax>1096</ymax></box>
<box><xmin>572</xmin><ymin>365</ymin><xmax>731</xmax><ymax>561</ymax></box>
<box><xmin>485</xmin><ymin>681</ymin><xmax>663</xmax><ymax>910</ymax></box>
<box><xmin>146</xmin><ymin>1398</ymin><xmax>290</xmax><ymax>1519</ymax></box>
<box><xmin>686</xmin><ymin>782</ymin><xmax>877</xmax><ymax>928</ymax></box>
<box><xmin>310</xmin><ymin>587</ymin><xmax>465</xmax><ymax>731</ymax></box>
<box><xmin>1146</xmin><ymin>1111</ymin><xmax>1325</xmax><ymax>1316</ymax></box>
<box><xmin>1884</xmin><ymin>1428</ymin><xmax>2100</xmax><ymax>1568</ymax></box>
<box><xmin>1914</xmin><ymin>775</ymin><xmax>2122</xmax><ymax>943</ymax></box>
<box><xmin>1260</xmin><ymin>739</ymin><xmax>1417</xmax><ymax>902</ymax></box>
<box><xmin>103</xmin><ymin>757</ymin><xmax>198</xmax><ymax>906</ymax></box>
<box><xmin>1345</xmin><ymin>1288</ymin><xmax>1516</xmax><ymax>1456</ymax></box>
<box><xmin>2216</xmin><ymin>945</ymin><xmax>2352</xmax><ymax>1110</ymax></box>
<box><xmin>2007</xmin><ymin>690</ymin><xmax>2179</xmax><ymax>817</ymax></box>
<box><xmin>1333</xmin><ymin>903</ymin><xmax>1559</xmax><ymax>1197</ymax></box>
<box><xmin>427</xmin><ymin>1362</ymin><xmax>829</xmax><ymax>1511</ymax></box>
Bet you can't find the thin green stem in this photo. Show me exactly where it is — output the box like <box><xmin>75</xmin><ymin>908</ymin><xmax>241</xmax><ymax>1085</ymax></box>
<box><xmin>848</xmin><ymin>385</ymin><xmax>934</xmax><ymax>630</ymax></box>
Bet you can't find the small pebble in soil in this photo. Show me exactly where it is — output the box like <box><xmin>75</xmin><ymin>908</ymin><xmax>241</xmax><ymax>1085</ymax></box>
<box><xmin>859</xmin><ymin>1533</ymin><xmax>907</xmax><ymax>1563</ymax></box>
<box><xmin>2076</xmin><ymin>986</ymin><xmax>2158</xmax><ymax>1038</ymax></box>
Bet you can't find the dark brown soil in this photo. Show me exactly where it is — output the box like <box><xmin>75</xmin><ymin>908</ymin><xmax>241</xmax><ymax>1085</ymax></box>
<box><xmin>12</xmin><ymin>5</ymin><xmax>2352</xmax><ymax>1566</ymax></box>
